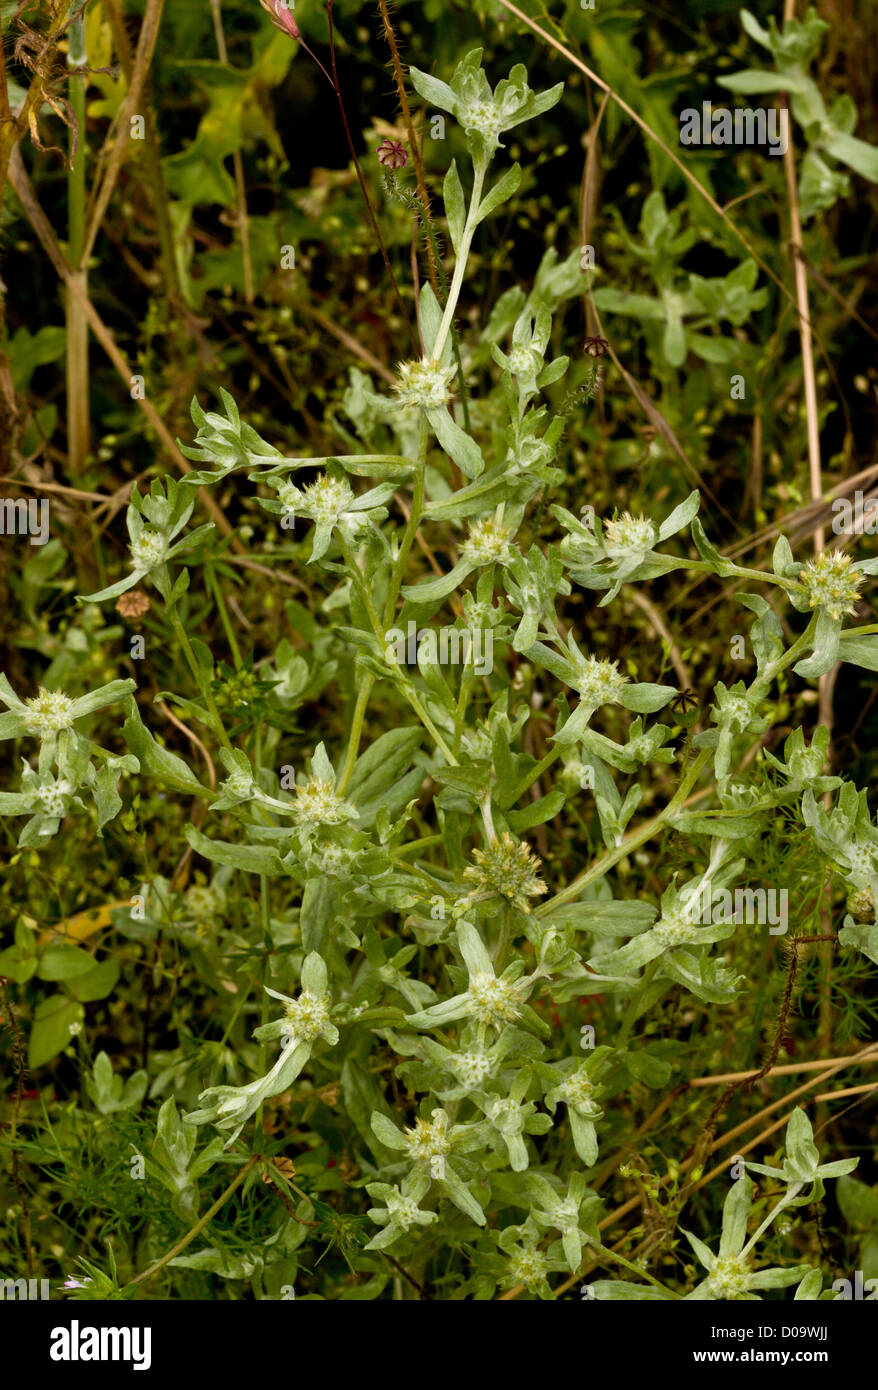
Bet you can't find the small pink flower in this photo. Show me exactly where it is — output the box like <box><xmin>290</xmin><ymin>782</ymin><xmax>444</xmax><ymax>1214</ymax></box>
<box><xmin>259</xmin><ymin>0</ymin><xmax>300</xmax><ymax>40</ymax></box>
<box><xmin>377</xmin><ymin>139</ymin><xmax>408</xmax><ymax>170</ymax></box>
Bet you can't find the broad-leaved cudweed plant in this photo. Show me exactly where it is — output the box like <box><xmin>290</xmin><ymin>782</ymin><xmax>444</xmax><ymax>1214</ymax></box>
<box><xmin>2</xmin><ymin>37</ymin><xmax>877</xmax><ymax>1303</ymax></box>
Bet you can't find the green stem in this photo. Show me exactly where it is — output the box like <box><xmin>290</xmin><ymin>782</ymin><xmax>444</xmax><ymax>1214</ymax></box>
<box><xmin>336</xmin><ymin>675</ymin><xmax>374</xmax><ymax>795</ymax></box>
<box><xmin>393</xmin><ymin>834</ymin><xmax>444</xmax><ymax>857</ymax></box>
<box><xmin>338</xmin><ymin>533</ymin><xmax>458</xmax><ymax>764</ymax></box>
<box><xmin>493</xmin><ymin>901</ymin><xmax>515</xmax><ymax>973</ymax></box>
<box><xmin>502</xmin><ymin>745</ymin><xmax>564</xmax><ymax>810</ymax></box>
<box><xmin>740</xmin><ymin>1184</ymin><xmax>802</xmax><ymax>1259</ymax></box>
<box><xmin>254</xmin><ymin>873</ymin><xmax>272</xmax><ymax>1145</ymax></box>
<box><xmin>539</xmin><ymin>747</ymin><xmax>712</xmax><ymax>917</ymax></box>
<box><xmin>66</xmin><ymin>6</ymin><xmax>89</xmax><ymax>472</ymax></box>
<box><xmin>384</xmin><ymin>416</ymin><xmax>429</xmax><ymax>626</ymax></box>
<box><xmin>586</xmin><ymin>1239</ymin><xmax>680</xmax><ymax>1298</ymax></box>
<box><xmin>207</xmin><ymin>562</ymin><xmax>242</xmax><ymax>668</ymax></box>
<box><xmin>430</xmin><ymin>162</ymin><xmax>486</xmax><ymax>365</ymax></box>
<box><xmin>127</xmin><ymin>1154</ymin><xmax>259</xmax><ymax>1288</ymax></box>
<box><xmin>167</xmin><ymin>604</ymin><xmax>234</xmax><ymax>754</ymax></box>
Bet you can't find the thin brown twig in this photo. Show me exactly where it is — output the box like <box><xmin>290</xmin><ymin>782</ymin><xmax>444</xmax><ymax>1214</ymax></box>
<box><xmin>690</xmin><ymin>1051</ymin><xmax>878</xmax><ymax>1086</ymax></box>
<box><xmin>7</xmin><ymin>146</ymin><xmax>243</xmax><ymax>550</ymax></box>
<box><xmin>81</xmin><ymin>0</ymin><xmax>166</xmax><ymax>266</ymax></box>
<box><xmin>628</xmin><ymin>589</ymin><xmax>691</xmax><ymax>689</ymax></box>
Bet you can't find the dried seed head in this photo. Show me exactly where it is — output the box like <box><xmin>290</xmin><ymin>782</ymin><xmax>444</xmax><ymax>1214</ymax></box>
<box><xmin>116</xmin><ymin>589</ymin><xmax>151</xmax><ymax>620</ymax></box>
<box><xmin>377</xmin><ymin>139</ymin><xmax>408</xmax><ymax>169</ymax></box>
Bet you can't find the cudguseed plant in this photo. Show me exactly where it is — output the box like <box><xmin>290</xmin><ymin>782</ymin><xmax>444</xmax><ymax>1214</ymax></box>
<box><xmin>2</xmin><ymin>20</ymin><xmax>878</xmax><ymax>1304</ymax></box>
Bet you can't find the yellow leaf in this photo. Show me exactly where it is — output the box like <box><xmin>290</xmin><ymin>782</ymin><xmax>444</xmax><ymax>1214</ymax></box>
<box><xmin>41</xmin><ymin>902</ymin><xmax>130</xmax><ymax>944</ymax></box>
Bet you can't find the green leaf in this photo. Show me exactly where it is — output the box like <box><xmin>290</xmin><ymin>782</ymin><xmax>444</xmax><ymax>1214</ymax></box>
<box><xmin>794</xmin><ymin>608</ymin><xmax>840</xmax><ymax>678</ymax></box>
<box><xmin>719</xmin><ymin>69</ymin><xmax>811</xmax><ymax>94</ymax></box>
<box><xmin>300</xmin><ymin>877</ymin><xmax>337</xmax><ymax>955</ymax></box>
<box><xmin>821</xmin><ymin>130</ymin><xmax>878</xmax><ymax>183</ymax></box>
<box><xmin>37</xmin><ymin>945</ymin><xmax>97</xmax><ymax>980</ymax></box>
<box><xmin>185</xmin><ymin>826</ymin><xmax>285</xmax><ymax>876</ymax></box>
<box><xmin>474</xmin><ymin>164</ymin><xmax>522</xmax><ymax>227</ymax></box>
<box><xmin>29</xmin><ymin>995</ymin><xmax>85</xmax><ymax>1068</ymax></box>
<box><xmin>506</xmin><ymin>788</ymin><xmax>566</xmax><ymax>830</ymax></box>
<box><xmin>418</xmin><ymin>283</ymin><xmax>444</xmax><ymax>358</ymax></box>
<box><xmin>342</xmin><ymin>1059</ymin><xmax>398</xmax><ymax>1165</ymax></box>
<box><xmin>123</xmin><ymin>705</ymin><xmax>206</xmax><ymax>796</ymax></box>
<box><xmin>443</xmin><ymin>160</ymin><xmax>466</xmax><ymax>252</ymax></box>
<box><xmin>347</xmin><ymin>728</ymin><xmax>423</xmax><ymax>806</ymax></box>
<box><xmin>69</xmin><ymin>958</ymin><xmax>120</xmax><ymax>1002</ymax></box>
<box><xmin>408</xmin><ymin>67</ymin><xmax>458</xmax><ymax>115</ymax></box>
<box><xmin>620</xmin><ymin>683</ymin><xmax>677</xmax><ymax>714</ymax></box>
<box><xmin>427</xmin><ymin>408</ymin><xmax>484</xmax><ymax>479</ymax></box>
<box><xmin>401</xmin><ymin>558</ymin><xmax>475</xmax><ymax>604</ymax></box>
<box><xmin>838</xmin><ymin>635</ymin><xmax>878</xmax><ymax>672</ymax></box>
<box><xmin>591</xmin><ymin>289</ymin><xmax>666</xmax><ymax>320</ymax></box>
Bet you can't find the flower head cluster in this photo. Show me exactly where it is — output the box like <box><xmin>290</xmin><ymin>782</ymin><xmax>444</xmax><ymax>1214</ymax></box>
<box><xmin>507</xmin><ymin>345</ymin><xmax>538</xmax><ymax>377</ymax></box>
<box><xmin>495</xmin><ymin>1217</ymin><xmax>565</xmax><ymax>1299</ymax></box>
<box><xmin>292</xmin><ymin>776</ymin><xmax>358</xmax><ymax>828</ymax></box>
<box><xmin>527</xmin><ymin>1172</ymin><xmax>601</xmax><ymax>1272</ymax></box>
<box><xmin>365</xmin><ymin>1171</ymin><xmax>437</xmax><ymax>1250</ymax></box>
<box><xmin>802</xmin><ymin>783</ymin><xmax>878</xmax><ymax>893</ymax></box>
<box><xmin>273</xmin><ymin>471</ymin><xmax>393</xmax><ymax>562</ymax></box>
<box><xmin>589</xmin><ymin>876</ymin><xmax>737</xmax><ymax>993</ymax></box>
<box><xmin>406</xmin><ymin>921</ymin><xmax>542</xmax><ymax>1045</ymax></box>
<box><xmin>0</xmin><ymin>675</ymin><xmax>135</xmax><ymax>755</ymax></box>
<box><xmin>0</xmin><ymin>757</ymin><xmax>90</xmax><ymax>848</ymax></box>
<box><xmin>410</xmin><ymin>49</ymin><xmax>563</xmax><ymax>162</ymax></box>
<box><xmin>555</xmin><ymin>490</ymin><xmax>700</xmax><ymax>604</ymax></box>
<box><xmin>544</xmin><ymin>1051</ymin><xmax>612</xmax><ymax>1166</ymax></box>
<box><xmin>369</xmin><ymin>1106</ymin><xmax>486</xmax><ymax>1225</ymax></box>
<box><xmin>129</xmin><ymin>529</ymin><xmax>168</xmax><ymax>571</ymax></box>
<box><xmin>462</xmin><ymin>518</ymin><xmax>514</xmax><ymax>567</ymax></box>
<box><xmin>797</xmin><ymin>549</ymin><xmax>865</xmax><ymax>621</ymax></box>
<box><xmin>683</xmin><ymin>1175</ymin><xmax>809</xmax><ymax>1301</ymax></box>
<box><xmin>22</xmin><ymin>689</ymin><xmax>76</xmax><ymax>737</ymax></box>
<box><xmin>464</xmin><ymin>832</ymin><xmax>547</xmax><ymax>913</ymax></box>
<box><xmin>475</xmin><ymin>1082</ymin><xmax>551</xmax><ymax>1171</ymax></box>
<box><xmin>574</xmin><ymin>655</ymin><xmax>628</xmax><ymax>706</ymax></box>
<box><xmin>603</xmin><ymin>511</ymin><xmax>656</xmax><ymax>556</ymax></box>
<box><xmin>185</xmin><ymin>953</ymin><xmax>338</xmax><ymax>1147</ymax></box>
<box><xmin>265</xmin><ymin>984</ymin><xmax>336</xmax><ymax>1049</ymax></box>
<box><xmin>80</xmin><ymin>477</ymin><xmax>212</xmax><ymax>605</ymax></box>
<box><xmin>393</xmin><ymin>358</ymin><xmax>455</xmax><ymax>410</ymax></box>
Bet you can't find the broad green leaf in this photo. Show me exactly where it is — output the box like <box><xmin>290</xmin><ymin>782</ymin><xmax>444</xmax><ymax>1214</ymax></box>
<box><xmin>29</xmin><ymin>995</ymin><xmax>85</xmax><ymax>1068</ymax></box>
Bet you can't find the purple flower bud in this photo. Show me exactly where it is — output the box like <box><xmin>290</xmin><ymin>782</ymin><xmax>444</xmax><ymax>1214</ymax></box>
<box><xmin>259</xmin><ymin>0</ymin><xmax>300</xmax><ymax>40</ymax></box>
